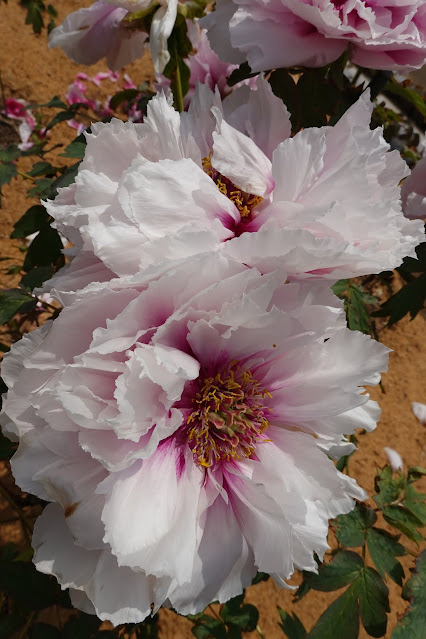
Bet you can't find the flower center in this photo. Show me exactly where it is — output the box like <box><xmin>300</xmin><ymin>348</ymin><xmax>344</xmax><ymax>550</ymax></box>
<box><xmin>186</xmin><ymin>362</ymin><xmax>272</xmax><ymax>468</ymax></box>
<box><xmin>202</xmin><ymin>154</ymin><xmax>263</xmax><ymax>220</ymax></box>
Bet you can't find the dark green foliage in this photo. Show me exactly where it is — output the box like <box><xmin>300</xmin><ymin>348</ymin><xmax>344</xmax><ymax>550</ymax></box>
<box><xmin>0</xmin><ymin>289</ymin><xmax>36</xmax><ymax>324</ymax></box>
<box><xmin>20</xmin><ymin>0</ymin><xmax>56</xmax><ymax>33</ymax></box>
<box><xmin>277</xmin><ymin>609</ymin><xmax>306</xmax><ymax>639</ymax></box>
<box><xmin>308</xmin><ymin>585</ymin><xmax>360</xmax><ymax>639</ymax></box>
<box><xmin>0</xmin><ymin>428</ymin><xmax>16</xmax><ymax>460</ymax></box>
<box><xmin>331</xmin><ymin>280</ymin><xmax>378</xmax><ymax>335</ymax></box>
<box><xmin>0</xmin><ymin>561</ymin><xmax>66</xmax><ymax>610</ymax></box>
<box><xmin>11</xmin><ymin>205</ymin><xmax>50</xmax><ymax>238</ymax></box>
<box><xmin>334</xmin><ymin>503</ymin><xmax>377</xmax><ymax>547</ymax></box>
<box><xmin>227</xmin><ymin>63</ymin><xmax>257</xmax><ymax>87</ymax></box>
<box><xmin>392</xmin><ymin>552</ymin><xmax>426</xmax><ymax>638</ymax></box>
<box><xmin>366</xmin><ymin>528</ymin><xmax>406</xmax><ymax>586</ymax></box>
<box><xmin>374</xmin><ymin>238</ymin><xmax>426</xmax><ymax>325</ymax></box>
<box><xmin>0</xmin><ymin>145</ymin><xmax>19</xmax><ymax>199</ymax></box>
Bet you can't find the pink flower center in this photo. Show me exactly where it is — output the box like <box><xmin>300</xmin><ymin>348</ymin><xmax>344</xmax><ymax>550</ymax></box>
<box><xmin>186</xmin><ymin>362</ymin><xmax>272</xmax><ymax>468</ymax></box>
<box><xmin>202</xmin><ymin>154</ymin><xmax>263</xmax><ymax>222</ymax></box>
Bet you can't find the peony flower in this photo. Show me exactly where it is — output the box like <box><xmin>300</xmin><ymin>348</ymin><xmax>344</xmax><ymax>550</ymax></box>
<box><xmin>384</xmin><ymin>447</ymin><xmax>404</xmax><ymax>472</ymax></box>
<box><xmin>48</xmin><ymin>0</ymin><xmax>178</xmax><ymax>73</ymax></box>
<box><xmin>155</xmin><ymin>18</ymin><xmax>257</xmax><ymax>107</ymax></box>
<box><xmin>201</xmin><ymin>0</ymin><xmax>426</xmax><ymax>74</ymax></box>
<box><xmin>2</xmin><ymin>97</ymin><xmax>37</xmax><ymax>151</ymax></box>
<box><xmin>401</xmin><ymin>156</ymin><xmax>426</xmax><ymax>220</ymax></box>
<box><xmin>1</xmin><ymin>253</ymin><xmax>389</xmax><ymax>624</ymax></box>
<box><xmin>39</xmin><ymin>79</ymin><xmax>424</xmax><ymax>301</ymax></box>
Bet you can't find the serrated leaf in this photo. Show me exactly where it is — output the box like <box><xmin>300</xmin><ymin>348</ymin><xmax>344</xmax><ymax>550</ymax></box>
<box><xmin>407</xmin><ymin>466</ymin><xmax>426</xmax><ymax>483</ymax></box>
<box><xmin>308</xmin><ymin>583</ymin><xmax>359</xmax><ymax>639</ymax></box>
<box><xmin>50</xmin><ymin>161</ymin><xmax>80</xmax><ymax>194</ymax></box>
<box><xmin>331</xmin><ymin>279</ymin><xmax>350</xmax><ymax>296</ymax></box>
<box><xmin>334</xmin><ymin>503</ymin><xmax>377</xmax><ymax>547</ymax></box>
<box><xmin>0</xmin><ymin>162</ymin><xmax>17</xmax><ymax>190</ymax></box>
<box><xmin>251</xmin><ymin>572</ymin><xmax>269</xmax><ymax>585</ymax></box>
<box><xmin>392</xmin><ymin>551</ymin><xmax>426</xmax><ymax>639</ymax></box>
<box><xmin>220</xmin><ymin>594</ymin><xmax>259</xmax><ymax>631</ymax></box>
<box><xmin>277</xmin><ymin>609</ymin><xmax>306</xmax><ymax>639</ymax></box>
<box><xmin>366</xmin><ymin>528</ymin><xmax>406</xmax><ymax>585</ymax></box>
<box><xmin>0</xmin><ymin>145</ymin><xmax>20</xmax><ymax>162</ymax></box>
<box><xmin>0</xmin><ymin>289</ymin><xmax>36</xmax><ymax>324</ymax></box>
<box><xmin>403</xmin><ymin>483</ymin><xmax>426</xmax><ymax>524</ymax></box>
<box><xmin>28</xmin><ymin>161</ymin><xmax>54</xmax><ymax>177</ymax></box>
<box><xmin>11</xmin><ymin>205</ymin><xmax>49</xmax><ymax>238</ymax></box>
<box><xmin>60</xmin><ymin>134</ymin><xmax>87</xmax><ymax>159</ymax></box>
<box><xmin>0</xmin><ymin>561</ymin><xmax>62</xmax><ymax>609</ymax></box>
<box><xmin>383</xmin><ymin>505</ymin><xmax>424</xmax><ymax>543</ymax></box>
<box><xmin>373</xmin><ymin>466</ymin><xmax>406</xmax><ymax>509</ymax></box>
<box><xmin>357</xmin><ymin>565</ymin><xmax>389</xmax><ymax>637</ymax></box>
<box><xmin>304</xmin><ymin>550</ymin><xmax>363</xmax><ymax>592</ymax></box>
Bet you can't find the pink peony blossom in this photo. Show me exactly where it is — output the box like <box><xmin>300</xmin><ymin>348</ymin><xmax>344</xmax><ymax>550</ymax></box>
<box><xmin>40</xmin><ymin>80</ymin><xmax>424</xmax><ymax>301</ymax></box>
<box><xmin>1</xmin><ymin>254</ymin><xmax>389</xmax><ymax>624</ymax></box>
<box><xmin>48</xmin><ymin>0</ymin><xmax>178</xmax><ymax>73</ymax></box>
<box><xmin>2</xmin><ymin>98</ymin><xmax>37</xmax><ymax>150</ymax></box>
<box><xmin>202</xmin><ymin>0</ymin><xmax>426</xmax><ymax>73</ymax></box>
<box><xmin>401</xmin><ymin>155</ymin><xmax>426</xmax><ymax>219</ymax></box>
<box><xmin>155</xmin><ymin>19</ymin><xmax>256</xmax><ymax>107</ymax></box>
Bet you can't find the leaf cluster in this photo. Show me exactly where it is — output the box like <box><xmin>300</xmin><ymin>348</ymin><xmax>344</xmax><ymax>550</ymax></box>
<box><xmin>331</xmin><ymin>279</ymin><xmax>378</xmax><ymax>335</ymax></box>
<box><xmin>189</xmin><ymin>593</ymin><xmax>259</xmax><ymax>639</ymax></box>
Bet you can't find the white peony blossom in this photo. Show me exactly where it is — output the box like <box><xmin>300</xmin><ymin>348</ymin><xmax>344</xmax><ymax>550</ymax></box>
<box><xmin>39</xmin><ymin>79</ymin><xmax>424</xmax><ymax>303</ymax></box>
<box><xmin>384</xmin><ymin>447</ymin><xmax>404</xmax><ymax>472</ymax></box>
<box><xmin>0</xmin><ymin>254</ymin><xmax>389</xmax><ymax>624</ymax></box>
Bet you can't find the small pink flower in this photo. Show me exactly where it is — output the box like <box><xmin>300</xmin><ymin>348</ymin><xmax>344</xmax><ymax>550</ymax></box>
<box><xmin>202</xmin><ymin>0</ymin><xmax>426</xmax><ymax>73</ymax></box>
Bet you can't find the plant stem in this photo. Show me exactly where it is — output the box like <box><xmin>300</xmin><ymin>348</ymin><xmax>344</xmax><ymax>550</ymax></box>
<box><xmin>17</xmin><ymin>611</ymin><xmax>36</xmax><ymax>639</ymax></box>
<box><xmin>208</xmin><ymin>604</ymin><xmax>221</xmax><ymax>621</ymax></box>
<box><xmin>256</xmin><ymin>625</ymin><xmax>266</xmax><ymax>639</ymax></box>
<box><xmin>0</xmin><ymin>481</ymin><xmax>33</xmax><ymax>545</ymax></box>
<box><xmin>17</xmin><ymin>170</ymin><xmax>36</xmax><ymax>183</ymax></box>
<box><xmin>174</xmin><ymin>45</ymin><xmax>184</xmax><ymax>113</ymax></box>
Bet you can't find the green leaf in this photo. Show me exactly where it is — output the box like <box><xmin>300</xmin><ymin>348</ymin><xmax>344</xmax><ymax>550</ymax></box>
<box><xmin>0</xmin><ymin>289</ymin><xmax>36</xmax><ymax>324</ymax></box>
<box><xmin>0</xmin><ymin>145</ymin><xmax>20</xmax><ymax>163</ymax></box>
<box><xmin>383</xmin><ymin>505</ymin><xmax>424</xmax><ymax>543</ymax></box>
<box><xmin>277</xmin><ymin>609</ymin><xmax>307</xmax><ymax>639</ymax></box>
<box><xmin>303</xmin><ymin>550</ymin><xmax>364</xmax><ymax>592</ymax></box>
<box><xmin>392</xmin><ymin>551</ymin><xmax>426</xmax><ymax>639</ymax></box>
<box><xmin>60</xmin><ymin>133</ymin><xmax>87</xmax><ymax>159</ymax></box>
<box><xmin>23</xmin><ymin>225</ymin><xmax>65</xmax><ymax>272</ymax></box>
<box><xmin>366</xmin><ymin>528</ymin><xmax>406</xmax><ymax>585</ymax></box>
<box><xmin>308</xmin><ymin>583</ymin><xmax>359</xmax><ymax>639</ymax></box>
<box><xmin>162</xmin><ymin>14</ymin><xmax>192</xmax><ymax>108</ymax></box>
<box><xmin>373</xmin><ymin>465</ymin><xmax>406</xmax><ymax>509</ymax></box>
<box><xmin>0</xmin><ymin>161</ymin><xmax>17</xmax><ymax>191</ymax></box>
<box><xmin>0</xmin><ymin>613</ymin><xmax>26</xmax><ymax>639</ymax></box>
<box><xmin>357</xmin><ymin>566</ymin><xmax>390</xmax><ymax>637</ymax></box>
<box><xmin>334</xmin><ymin>503</ymin><xmax>377</xmax><ymax>547</ymax></box>
<box><xmin>407</xmin><ymin>466</ymin><xmax>426</xmax><ymax>484</ymax></box>
<box><xmin>269</xmin><ymin>70</ymin><xmax>299</xmax><ymax>133</ymax></box>
<box><xmin>20</xmin><ymin>266</ymin><xmax>54</xmax><ymax>292</ymax></box>
<box><xmin>50</xmin><ymin>161</ymin><xmax>80</xmax><ymax>194</ymax></box>
<box><xmin>30</xmin><ymin>623</ymin><xmax>61</xmax><ymax>639</ymax></box>
<box><xmin>28</xmin><ymin>161</ymin><xmax>55</xmax><ymax>177</ymax></box>
<box><xmin>374</xmin><ymin>272</ymin><xmax>426</xmax><ymax>325</ymax></box>
<box><xmin>109</xmin><ymin>89</ymin><xmax>141</xmax><ymax>110</ymax></box>
<box><xmin>0</xmin><ymin>561</ymin><xmax>63</xmax><ymax>610</ymax></box>
<box><xmin>331</xmin><ymin>279</ymin><xmax>350</xmax><ymax>296</ymax></box>
<box><xmin>220</xmin><ymin>594</ymin><xmax>259</xmax><ymax>632</ymax></box>
<box><xmin>191</xmin><ymin>616</ymin><xmax>227</xmax><ymax>639</ymax></box>
<box><xmin>10</xmin><ymin>205</ymin><xmax>50</xmax><ymax>238</ymax></box>
<box><xmin>21</xmin><ymin>0</ymin><xmax>45</xmax><ymax>33</ymax></box>
<box><xmin>403</xmin><ymin>483</ymin><xmax>426</xmax><ymax>524</ymax></box>
<box><xmin>0</xmin><ymin>429</ymin><xmax>16</xmax><ymax>460</ymax></box>
<box><xmin>251</xmin><ymin>572</ymin><xmax>269</xmax><ymax>585</ymax></box>
<box><xmin>384</xmin><ymin>81</ymin><xmax>426</xmax><ymax>118</ymax></box>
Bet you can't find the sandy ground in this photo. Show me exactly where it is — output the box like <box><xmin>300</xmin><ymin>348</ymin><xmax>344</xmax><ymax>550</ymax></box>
<box><xmin>0</xmin><ymin>2</ymin><xmax>425</xmax><ymax>637</ymax></box>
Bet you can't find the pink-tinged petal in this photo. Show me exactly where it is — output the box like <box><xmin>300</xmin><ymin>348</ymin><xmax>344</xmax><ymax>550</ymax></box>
<box><xmin>33</xmin><ymin>503</ymin><xmax>101</xmax><ymax>588</ymax></box>
<box><xmin>49</xmin><ymin>1</ymin><xmax>146</xmax><ymax>70</ymax></box>
<box><xmin>384</xmin><ymin>447</ymin><xmax>404</xmax><ymax>472</ymax></box>
<box><xmin>223</xmin><ymin>75</ymin><xmax>291</xmax><ymax>160</ymax></box>
<box><xmin>212</xmin><ymin>115</ymin><xmax>274</xmax><ymax>197</ymax></box>
<box><xmin>99</xmin><ymin>444</ymin><xmax>206</xmax><ymax>584</ymax></box>
<box><xmin>169</xmin><ymin>492</ymin><xmax>256</xmax><ymax>614</ymax></box>
<box><xmin>401</xmin><ymin>156</ymin><xmax>426</xmax><ymax>219</ymax></box>
<box><xmin>412</xmin><ymin>401</ymin><xmax>426</xmax><ymax>423</ymax></box>
<box><xmin>150</xmin><ymin>0</ymin><xmax>178</xmax><ymax>73</ymax></box>
<box><xmin>200</xmin><ymin>0</ymin><xmax>245</xmax><ymax>65</ymax></box>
